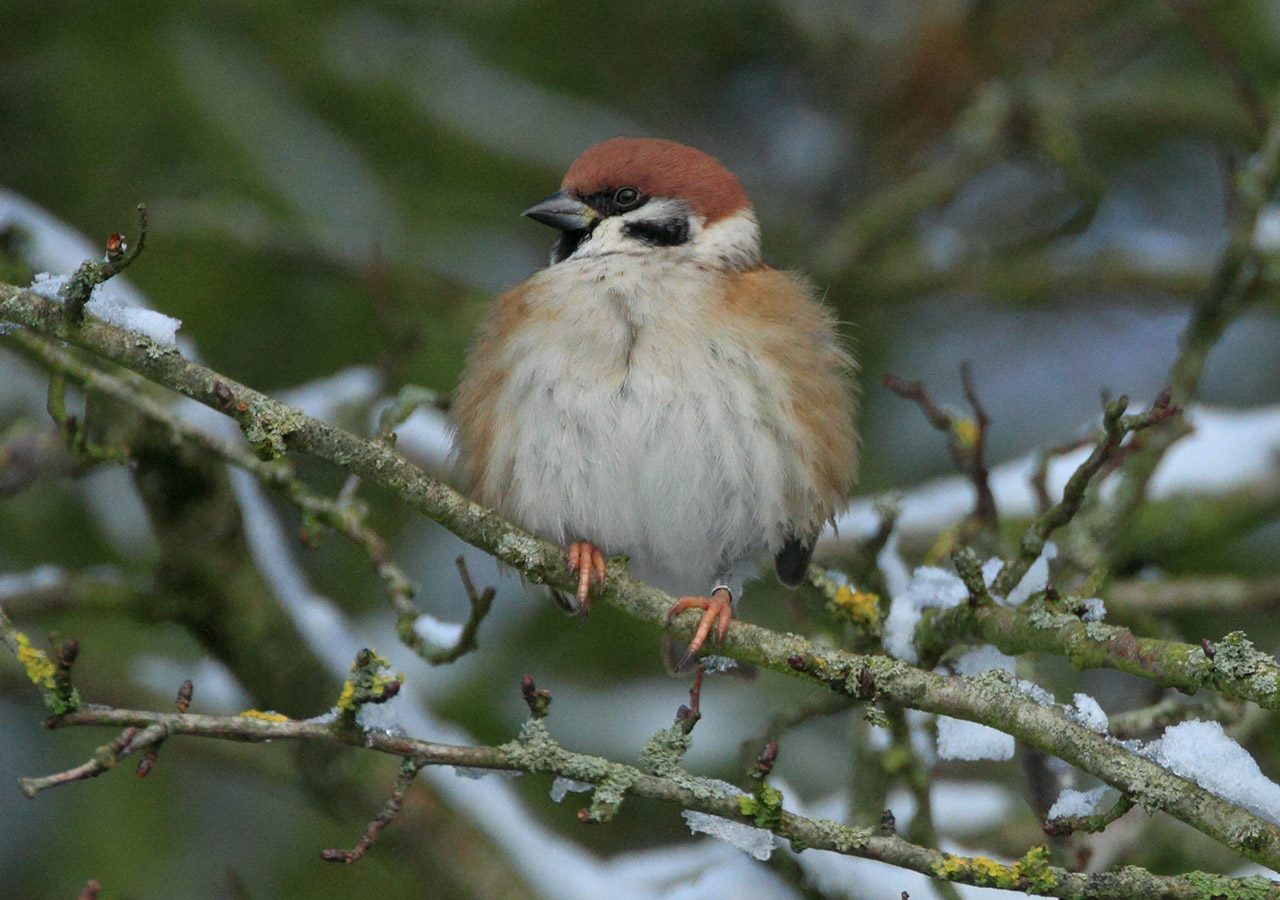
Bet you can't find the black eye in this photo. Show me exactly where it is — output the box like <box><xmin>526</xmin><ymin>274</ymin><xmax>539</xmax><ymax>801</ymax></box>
<box><xmin>613</xmin><ymin>186</ymin><xmax>642</xmax><ymax>210</ymax></box>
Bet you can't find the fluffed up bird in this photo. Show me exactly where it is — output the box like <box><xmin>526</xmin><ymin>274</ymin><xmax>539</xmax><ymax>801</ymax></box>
<box><xmin>452</xmin><ymin>137</ymin><xmax>858</xmax><ymax>667</ymax></box>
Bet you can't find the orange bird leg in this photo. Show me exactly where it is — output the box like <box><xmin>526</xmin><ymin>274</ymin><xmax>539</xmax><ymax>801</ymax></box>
<box><xmin>566</xmin><ymin>540</ymin><xmax>607</xmax><ymax>616</ymax></box>
<box><xmin>666</xmin><ymin>587</ymin><xmax>734</xmax><ymax>670</ymax></box>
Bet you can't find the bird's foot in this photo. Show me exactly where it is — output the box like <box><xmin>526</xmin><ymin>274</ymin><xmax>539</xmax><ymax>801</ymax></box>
<box><xmin>665</xmin><ymin>587</ymin><xmax>734</xmax><ymax>671</ymax></box>
<box><xmin>565</xmin><ymin>540</ymin><xmax>607</xmax><ymax>617</ymax></box>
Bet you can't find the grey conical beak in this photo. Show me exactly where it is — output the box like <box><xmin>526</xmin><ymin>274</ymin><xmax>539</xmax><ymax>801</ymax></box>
<box><xmin>522</xmin><ymin>190</ymin><xmax>597</xmax><ymax>231</ymax></box>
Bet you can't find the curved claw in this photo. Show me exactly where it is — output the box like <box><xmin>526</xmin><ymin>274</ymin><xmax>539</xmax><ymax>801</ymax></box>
<box><xmin>666</xmin><ymin>588</ymin><xmax>734</xmax><ymax>671</ymax></box>
<box><xmin>566</xmin><ymin>540</ymin><xmax>607</xmax><ymax>616</ymax></box>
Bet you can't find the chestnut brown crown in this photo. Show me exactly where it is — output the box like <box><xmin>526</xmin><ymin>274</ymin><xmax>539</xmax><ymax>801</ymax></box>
<box><xmin>561</xmin><ymin>137</ymin><xmax>751</xmax><ymax>225</ymax></box>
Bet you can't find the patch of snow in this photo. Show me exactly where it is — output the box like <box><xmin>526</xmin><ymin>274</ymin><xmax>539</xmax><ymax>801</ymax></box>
<box><xmin>981</xmin><ymin>557</ymin><xmax>1002</xmax><ymax>587</ymax></box>
<box><xmin>1069</xmin><ymin>694</ymin><xmax>1108</xmax><ymax>734</ymax></box>
<box><xmin>1146</xmin><ymin>720</ymin><xmax>1280</xmax><ymax>824</ymax></box>
<box><xmin>1003</xmin><ymin>543</ymin><xmax>1057</xmax><ymax>607</ymax></box>
<box><xmin>883</xmin><ymin>563</ymin><xmax>969</xmax><ymax>663</ymax></box>
<box><xmin>936</xmin><ymin>716</ymin><xmax>1015</xmax><ymax>762</ymax></box>
<box><xmin>1048</xmin><ymin>785</ymin><xmax>1112</xmax><ymax>820</ymax></box>
<box><xmin>413</xmin><ymin>613</ymin><xmax>464</xmax><ymax>649</ymax></box>
<box><xmin>1016</xmin><ymin>679</ymin><xmax>1055</xmax><ymax>707</ymax></box>
<box><xmin>681</xmin><ymin>811</ymin><xmax>776</xmax><ymax>861</ymax></box>
<box><xmin>28</xmin><ymin>272</ymin><xmax>69</xmax><ymax>299</ymax></box>
<box><xmin>0</xmin><ymin>564</ymin><xmax>66</xmax><ymax>599</ymax></box>
<box><xmin>356</xmin><ymin>698</ymin><xmax>405</xmax><ymax>736</ymax></box>
<box><xmin>875</xmin><ymin>531</ymin><xmax>911</xmax><ymax>601</ymax></box>
<box><xmin>84</xmin><ymin>293</ymin><xmax>182</xmax><ymax>347</ymax></box>
<box><xmin>1077</xmin><ymin>597</ymin><xmax>1106</xmax><ymax>622</ymax></box>
<box><xmin>27</xmin><ymin>271</ymin><xmax>182</xmax><ymax>347</ymax></box>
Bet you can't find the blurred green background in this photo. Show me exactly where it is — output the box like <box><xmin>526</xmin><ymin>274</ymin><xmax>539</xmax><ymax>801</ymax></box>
<box><xmin>3</xmin><ymin>2</ymin><xmax>1280</xmax><ymax>898</ymax></box>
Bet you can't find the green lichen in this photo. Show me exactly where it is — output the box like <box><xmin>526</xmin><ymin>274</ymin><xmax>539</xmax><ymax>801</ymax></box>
<box><xmin>639</xmin><ymin>725</ymin><xmax>692</xmax><ymax>777</ymax></box>
<box><xmin>238</xmin><ymin>401</ymin><xmax>306</xmax><ymax>460</ymax></box>
<box><xmin>1215</xmin><ymin>632</ymin><xmax>1270</xmax><ymax>679</ymax></box>
<box><xmin>583</xmin><ymin>770</ymin><xmax>639</xmax><ymax>823</ymax></box>
<box><xmin>738</xmin><ymin>783</ymin><xmax>784</xmax><ymax>829</ymax></box>
<box><xmin>1183</xmin><ymin>870</ymin><xmax>1280</xmax><ymax>899</ymax></box>
<box><xmin>1011</xmin><ymin>845</ymin><xmax>1056</xmax><ymax>893</ymax></box>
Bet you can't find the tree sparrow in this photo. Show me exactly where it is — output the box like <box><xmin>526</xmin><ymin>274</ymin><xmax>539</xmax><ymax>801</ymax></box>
<box><xmin>453</xmin><ymin>137</ymin><xmax>858</xmax><ymax>665</ymax></box>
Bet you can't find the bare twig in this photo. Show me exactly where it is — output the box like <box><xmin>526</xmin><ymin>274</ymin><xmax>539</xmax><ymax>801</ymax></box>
<box><xmin>883</xmin><ymin>364</ymin><xmax>997</xmax><ymax>530</ymax></box>
<box><xmin>321</xmin><ymin>757</ymin><xmax>425</xmax><ymax>864</ymax></box>
<box><xmin>992</xmin><ymin>392</ymin><xmax>1180</xmax><ymax>597</ymax></box>
<box><xmin>18</xmin><ymin>722</ymin><xmax>168</xmax><ymax>797</ymax></box>
<box><xmin>419</xmin><ymin>557</ymin><xmax>495</xmax><ymax>665</ymax></box>
<box><xmin>1111</xmin><ymin>93</ymin><xmax>1280</xmax><ymax>528</ymax></box>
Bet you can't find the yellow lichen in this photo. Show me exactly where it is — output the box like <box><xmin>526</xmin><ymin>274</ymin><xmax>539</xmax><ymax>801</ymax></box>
<box><xmin>336</xmin><ymin>680</ymin><xmax>357</xmax><ymax>711</ymax></box>
<box><xmin>15</xmin><ymin>632</ymin><xmax>56</xmax><ymax>688</ymax></box>
<box><xmin>933</xmin><ymin>848</ymin><xmax>1056</xmax><ymax>891</ymax></box>
<box><xmin>951</xmin><ymin>417</ymin><xmax>980</xmax><ymax>449</ymax></box>
<box><xmin>831</xmin><ymin>586</ymin><xmax>879</xmax><ymax>625</ymax></box>
<box><xmin>933</xmin><ymin>854</ymin><xmax>1016</xmax><ymax>887</ymax></box>
<box><xmin>238</xmin><ymin>709</ymin><xmax>290</xmax><ymax>723</ymax></box>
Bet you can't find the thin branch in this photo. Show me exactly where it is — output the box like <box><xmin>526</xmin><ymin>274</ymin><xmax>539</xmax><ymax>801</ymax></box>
<box><xmin>5</xmin><ymin>330</ymin><xmax>435</xmax><ymax>663</ymax></box>
<box><xmin>18</xmin><ymin>722</ymin><xmax>168</xmax><ymax>797</ymax></box>
<box><xmin>883</xmin><ymin>364</ymin><xmax>997</xmax><ymax>531</ymax></box>
<box><xmin>1108</xmin><ymin>693</ymin><xmax>1247</xmax><ymax>741</ymax></box>
<box><xmin>991</xmin><ymin>392</ymin><xmax>1179</xmax><ymax>597</ymax></box>
<box><xmin>321</xmin><ymin>757</ymin><xmax>425</xmax><ymax>864</ymax></box>
<box><xmin>28</xmin><ymin>702</ymin><xmax>1278</xmax><ymax>899</ymax></box>
<box><xmin>915</xmin><ymin>593</ymin><xmax>1280</xmax><ymax>712</ymax></box>
<box><xmin>1110</xmin><ymin>92</ymin><xmax>1280</xmax><ymax>527</ymax></box>
<box><xmin>418</xmin><ymin>557</ymin><xmax>495</xmax><ymax>665</ymax></box>
<box><xmin>1106</xmin><ymin>575</ymin><xmax>1280</xmax><ymax>617</ymax></box>
<box><xmin>1043</xmin><ymin>793</ymin><xmax>1135</xmax><ymax>838</ymax></box>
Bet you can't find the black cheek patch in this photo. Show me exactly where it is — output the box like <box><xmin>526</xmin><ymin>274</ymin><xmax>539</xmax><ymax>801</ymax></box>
<box><xmin>623</xmin><ymin>217</ymin><xmax>690</xmax><ymax>247</ymax></box>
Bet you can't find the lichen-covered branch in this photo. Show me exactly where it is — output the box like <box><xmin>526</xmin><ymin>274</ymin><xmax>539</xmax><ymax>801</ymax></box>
<box><xmin>4</xmin><ymin>329</ymin><xmax>440</xmax><ymax>664</ymax></box>
<box><xmin>32</xmin><ymin>701</ymin><xmax>1280</xmax><ymax>900</ymax></box>
<box><xmin>916</xmin><ymin>597</ymin><xmax>1280</xmax><ymax>711</ymax></box>
<box><xmin>4</xmin><ymin>284</ymin><xmax>1280</xmax><ymax>870</ymax></box>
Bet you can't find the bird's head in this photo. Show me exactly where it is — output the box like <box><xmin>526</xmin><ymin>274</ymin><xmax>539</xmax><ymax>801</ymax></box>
<box><xmin>523</xmin><ymin>137</ymin><xmax>762</xmax><ymax>271</ymax></box>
